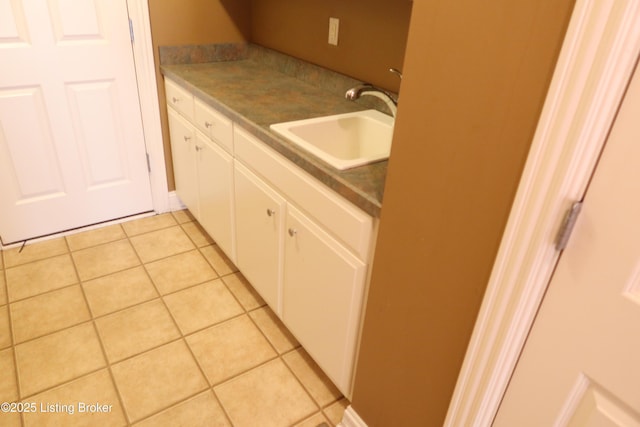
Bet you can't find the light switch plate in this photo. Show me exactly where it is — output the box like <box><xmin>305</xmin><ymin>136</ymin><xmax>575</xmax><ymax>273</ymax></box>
<box><xmin>328</xmin><ymin>17</ymin><xmax>339</xmax><ymax>46</ymax></box>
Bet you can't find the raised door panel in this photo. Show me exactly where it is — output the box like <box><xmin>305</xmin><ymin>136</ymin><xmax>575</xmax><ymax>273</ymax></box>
<box><xmin>0</xmin><ymin>0</ymin><xmax>29</xmax><ymax>46</ymax></box>
<box><xmin>197</xmin><ymin>132</ymin><xmax>235</xmax><ymax>261</ymax></box>
<box><xmin>167</xmin><ymin>108</ymin><xmax>198</xmax><ymax>216</ymax></box>
<box><xmin>234</xmin><ymin>161</ymin><xmax>285</xmax><ymax>313</ymax></box>
<box><xmin>0</xmin><ymin>86</ymin><xmax>65</xmax><ymax>203</ymax></box>
<box><xmin>283</xmin><ymin>204</ymin><xmax>367</xmax><ymax>397</ymax></box>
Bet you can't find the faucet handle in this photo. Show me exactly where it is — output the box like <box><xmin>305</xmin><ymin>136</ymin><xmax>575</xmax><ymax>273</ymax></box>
<box><xmin>389</xmin><ymin>68</ymin><xmax>403</xmax><ymax>80</ymax></box>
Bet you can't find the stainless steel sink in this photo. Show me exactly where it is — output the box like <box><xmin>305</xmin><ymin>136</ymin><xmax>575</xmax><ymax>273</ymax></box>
<box><xmin>270</xmin><ymin>109</ymin><xmax>394</xmax><ymax>170</ymax></box>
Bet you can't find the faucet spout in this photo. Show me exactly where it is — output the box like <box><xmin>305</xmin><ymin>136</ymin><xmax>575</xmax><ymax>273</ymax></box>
<box><xmin>345</xmin><ymin>83</ymin><xmax>398</xmax><ymax>118</ymax></box>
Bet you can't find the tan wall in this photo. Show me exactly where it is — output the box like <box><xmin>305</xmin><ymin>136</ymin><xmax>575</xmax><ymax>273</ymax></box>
<box><xmin>250</xmin><ymin>0</ymin><xmax>412</xmax><ymax>93</ymax></box>
<box><xmin>350</xmin><ymin>0</ymin><xmax>575</xmax><ymax>425</ymax></box>
<box><xmin>149</xmin><ymin>0</ymin><xmax>251</xmax><ymax>190</ymax></box>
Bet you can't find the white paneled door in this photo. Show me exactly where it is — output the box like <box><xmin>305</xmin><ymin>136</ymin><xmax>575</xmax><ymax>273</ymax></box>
<box><xmin>493</xmin><ymin>62</ymin><xmax>640</xmax><ymax>425</ymax></box>
<box><xmin>0</xmin><ymin>0</ymin><xmax>152</xmax><ymax>244</ymax></box>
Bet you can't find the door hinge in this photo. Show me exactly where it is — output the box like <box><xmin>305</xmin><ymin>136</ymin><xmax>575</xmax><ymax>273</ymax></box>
<box><xmin>146</xmin><ymin>153</ymin><xmax>151</xmax><ymax>172</ymax></box>
<box><xmin>129</xmin><ymin>18</ymin><xmax>134</xmax><ymax>43</ymax></box>
<box><xmin>555</xmin><ymin>201</ymin><xmax>583</xmax><ymax>251</ymax></box>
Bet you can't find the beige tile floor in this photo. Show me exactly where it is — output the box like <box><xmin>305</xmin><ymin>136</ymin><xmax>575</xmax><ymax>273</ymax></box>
<box><xmin>0</xmin><ymin>211</ymin><xmax>348</xmax><ymax>427</ymax></box>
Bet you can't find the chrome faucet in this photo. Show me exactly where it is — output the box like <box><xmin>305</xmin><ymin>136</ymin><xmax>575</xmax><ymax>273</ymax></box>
<box><xmin>345</xmin><ymin>84</ymin><xmax>398</xmax><ymax>117</ymax></box>
<box><xmin>345</xmin><ymin>68</ymin><xmax>402</xmax><ymax>117</ymax></box>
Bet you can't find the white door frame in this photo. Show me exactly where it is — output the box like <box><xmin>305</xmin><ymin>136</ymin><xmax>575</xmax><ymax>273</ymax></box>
<box><xmin>444</xmin><ymin>1</ymin><xmax>640</xmax><ymax>426</ymax></box>
<box><xmin>126</xmin><ymin>0</ymin><xmax>169</xmax><ymax>214</ymax></box>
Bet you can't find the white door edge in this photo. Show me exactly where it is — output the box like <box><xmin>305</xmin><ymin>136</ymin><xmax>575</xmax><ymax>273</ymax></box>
<box><xmin>444</xmin><ymin>1</ymin><xmax>640</xmax><ymax>426</ymax></box>
<box><xmin>126</xmin><ymin>0</ymin><xmax>170</xmax><ymax>214</ymax></box>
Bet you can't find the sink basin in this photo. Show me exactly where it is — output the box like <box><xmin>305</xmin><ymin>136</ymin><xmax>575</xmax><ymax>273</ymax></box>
<box><xmin>270</xmin><ymin>109</ymin><xmax>394</xmax><ymax>170</ymax></box>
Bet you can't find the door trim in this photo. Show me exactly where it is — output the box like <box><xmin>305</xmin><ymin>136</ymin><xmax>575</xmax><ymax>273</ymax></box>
<box><xmin>127</xmin><ymin>0</ymin><xmax>169</xmax><ymax>214</ymax></box>
<box><xmin>444</xmin><ymin>1</ymin><xmax>640</xmax><ymax>426</ymax></box>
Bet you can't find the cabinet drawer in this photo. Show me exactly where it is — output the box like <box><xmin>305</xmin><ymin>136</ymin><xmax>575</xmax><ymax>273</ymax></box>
<box><xmin>234</xmin><ymin>126</ymin><xmax>373</xmax><ymax>260</ymax></box>
<box><xmin>165</xmin><ymin>78</ymin><xmax>194</xmax><ymax>120</ymax></box>
<box><xmin>194</xmin><ymin>98</ymin><xmax>233</xmax><ymax>153</ymax></box>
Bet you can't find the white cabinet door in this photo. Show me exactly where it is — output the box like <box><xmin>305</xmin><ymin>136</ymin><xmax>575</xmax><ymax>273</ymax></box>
<box><xmin>168</xmin><ymin>108</ymin><xmax>198</xmax><ymax>216</ymax></box>
<box><xmin>283</xmin><ymin>205</ymin><xmax>367</xmax><ymax>396</ymax></box>
<box><xmin>196</xmin><ymin>132</ymin><xmax>235</xmax><ymax>261</ymax></box>
<box><xmin>234</xmin><ymin>162</ymin><xmax>286</xmax><ymax>312</ymax></box>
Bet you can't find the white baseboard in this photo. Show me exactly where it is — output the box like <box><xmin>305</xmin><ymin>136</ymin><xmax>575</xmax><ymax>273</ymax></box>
<box><xmin>338</xmin><ymin>405</ymin><xmax>369</xmax><ymax>427</ymax></box>
<box><xmin>168</xmin><ymin>191</ymin><xmax>186</xmax><ymax>212</ymax></box>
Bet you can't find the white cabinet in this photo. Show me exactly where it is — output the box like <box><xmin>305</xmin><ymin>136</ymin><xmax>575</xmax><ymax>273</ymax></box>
<box><xmin>233</xmin><ymin>126</ymin><xmax>374</xmax><ymax>398</ymax></box>
<box><xmin>196</xmin><ymin>132</ymin><xmax>235</xmax><ymax>259</ymax></box>
<box><xmin>234</xmin><ymin>162</ymin><xmax>286</xmax><ymax>312</ymax></box>
<box><xmin>166</xmin><ymin>79</ymin><xmax>235</xmax><ymax>261</ymax></box>
<box><xmin>165</xmin><ymin>77</ymin><xmax>376</xmax><ymax>399</ymax></box>
<box><xmin>168</xmin><ymin>108</ymin><xmax>198</xmax><ymax>216</ymax></box>
<box><xmin>283</xmin><ymin>205</ymin><xmax>367</xmax><ymax>394</ymax></box>
<box><xmin>194</xmin><ymin>98</ymin><xmax>233</xmax><ymax>153</ymax></box>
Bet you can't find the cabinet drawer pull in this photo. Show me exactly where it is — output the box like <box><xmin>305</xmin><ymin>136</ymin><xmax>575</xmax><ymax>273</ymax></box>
<box><xmin>183</xmin><ymin>136</ymin><xmax>191</xmax><ymax>142</ymax></box>
<box><xmin>288</xmin><ymin>228</ymin><xmax>297</xmax><ymax>237</ymax></box>
<box><xmin>205</xmin><ymin>121</ymin><xmax>213</xmax><ymax>128</ymax></box>
<box><xmin>266</xmin><ymin>208</ymin><xmax>276</xmax><ymax>217</ymax></box>
<box><xmin>172</xmin><ymin>96</ymin><xmax>179</xmax><ymax>104</ymax></box>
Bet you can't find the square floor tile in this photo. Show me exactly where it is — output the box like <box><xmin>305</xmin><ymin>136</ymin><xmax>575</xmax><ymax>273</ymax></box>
<box><xmin>0</xmin><ymin>348</ymin><xmax>18</xmax><ymax>402</ymax></box>
<box><xmin>65</xmin><ymin>224</ymin><xmax>126</xmax><ymax>251</ymax></box>
<box><xmin>122</xmin><ymin>213</ymin><xmax>177</xmax><ymax>237</ymax></box>
<box><xmin>294</xmin><ymin>412</ymin><xmax>331</xmax><ymax>427</ymax></box>
<box><xmin>133</xmin><ymin>391</ymin><xmax>230</xmax><ymax>427</ymax></box>
<box><xmin>200</xmin><ymin>245</ymin><xmax>237</xmax><ymax>276</ymax></box>
<box><xmin>10</xmin><ymin>285</ymin><xmax>91</xmax><ymax>343</ymax></box>
<box><xmin>6</xmin><ymin>254</ymin><xmax>78</xmax><ymax>301</ymax></box>
<box><xmin>15</xmin><ymin>323</ymin><xmax>106</xmax><ymax>397</ymax></box>
<box><xmin>83</xmin><ymin>266</ymin><xmax>157</xmax><ymax>317</ymax></box>
<box><xmin>72</xmin><ymin>240</ymin><xmax>140</xmax><ymax>281</ymax></box>
<box><xmin>145</xmin><ymin>250</ymin><xmax>216</xmax><ymax>295</ymax></box>
<box><xmin>171</xmin><ymin>209</ymin><xmax>195</xmax><ymax>224</ymax></box>
<box><xmin>283</xmin><ymin>349</ymin><xmax>342</xmax><ymax>407</ymax></box>
<box><xmin>250</xmin><ymin>307</ymin><xmax>299</xmax><ymax>354</ymax></box>
<box><xmin>95</xmin><ymin>299</ymin><xmax>180</xmax><ymax>363</ymax></box>
<box><xmin>3</xmin><ymin>238</ymin><xmax>68</xmax><ymax>268</ymax></box>
<box><xmin>164</xmin><ymin>280</ymin><xmax>243</xmax><ymax>334</ymax></box>
<box><xmin>323</xmin><ymin>398</ymin><xmax>349</xmax><ymax>425</ymax></box>
<box><xmin>0</xmin><ymin>306</ymin><xmax>10</xmax><ymax>349</ymax></box>
<box><xmin>130</xmin><ymin>226</ymin><xmax>194</xmax><ymax>263</ymax></box>
<box><xmin>111</xmin><ymin>340</ymin><xmax>208</xmax><ymax>422</ymax></box>
<box><xmin>0</xmin><ymin>411</ymin><xmax>21</xmax><ymax>427</ymax></box>
<box><xmin>181</xmin><ymin>222</ymin><xmax>214</xmax><ymax>247</ymax></box>
<box><xmin>22</xmin><ymin>369</ymin><xmax>127</xmax><ymax>427</ymax></box>
<box><xmin>215</xmin><ymin>359</ymin><xmax>317</xmax><ymax>427</ymax></box>
<box><xmin>223</xmin><ymin>273</ymin><xmax>265</xmax><ymax>311</ymax></box>
<box><xmin>187</xmin><ymin>315</ymin><xmax>276</xmax><ymax>385</ymax></box>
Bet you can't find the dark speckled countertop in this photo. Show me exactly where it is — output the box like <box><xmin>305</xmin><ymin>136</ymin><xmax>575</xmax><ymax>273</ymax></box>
<box><xmin>160</xmin><ymin>44</ymin><xmax>389</xmax><ymax>217</ymax></box>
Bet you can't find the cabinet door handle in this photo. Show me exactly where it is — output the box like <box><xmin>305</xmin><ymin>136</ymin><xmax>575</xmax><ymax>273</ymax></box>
<box><xmin>195</xmin><ymin>145</ymin><xmax>203</xmax><ymax>152</ymax></box>
<box><xmin>172</xmin><ymin>96</ymin><xmax>179</xmax><ymax>104</ymax></box>
<box><xmin>266</xmin><ymin>208</ymin><xmax>276</xmax><ymax>217</ymax></box>
<box><xmin>288</xmin><ymin>228</ymin><xmax>297</xmax><ymax>237</ymax></box>
<box><xmin>205</xmin><ymin>121</ymin><xmax>213</xmax><ymax>128</ymax></box>
<box><xmin>183</xmin><ymin>136</ymin><xmax>191</xmax><ymax>142</ymax></box>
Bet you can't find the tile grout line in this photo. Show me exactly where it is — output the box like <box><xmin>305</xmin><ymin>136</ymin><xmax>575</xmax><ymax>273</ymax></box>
<box><xmin>129</xmin><ymin>223</ymin><xmax>236</xmax><ymax>426</ymax></box>
<box><xmin>2</xmin><ymin>253</ymin><xmax>25</xmax><ymax>427</ymax></box>
<box><xmin>66</xmin><ymin>234</ymin><xmax>133</xmax><ymax>427</ymax></box>
<box><xmin>2</xmin><ymin>212</ymin><xmax>348</xmax><ymax>426</ymax></box>
<box><xmin>215</xmin><ymin>263</ymin><xmax>329</xmax><ymax>426</ymax></box>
